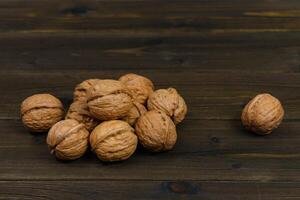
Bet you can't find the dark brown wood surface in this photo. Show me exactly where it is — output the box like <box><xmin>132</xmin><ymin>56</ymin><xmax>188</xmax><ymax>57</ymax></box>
<box><xmin>1</xmin><ymin>0</ymin><xmax>300</xmax><ymax>199</ymax></box>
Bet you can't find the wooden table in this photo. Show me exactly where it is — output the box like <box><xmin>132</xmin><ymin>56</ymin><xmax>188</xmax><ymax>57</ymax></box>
<box><xmin>1</xmin><ymin>0</ymin><xmax>300</xmax><ymax>199</ymax></box>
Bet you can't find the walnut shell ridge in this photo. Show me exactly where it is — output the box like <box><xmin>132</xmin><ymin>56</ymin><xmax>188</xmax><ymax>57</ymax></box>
<box><xmin>73</xmin><ymin>79</ymin><xmax>100</xmax><ymax>101</ymax></box>
<box><xmin>90</xmin><ymin>120</ymin><xmax>137</xmax><ymax>162</ymax></box>
<box><xmin>20</xmin><ymin>93</ymin><xmax>64</xmax><ymax>132</ymax></box>
<box><xmin>119</xmin><ymin>73</ymin><xmax>154</xmax><ymax>104</ymax></box>
<box><xmin>121</xmin><ymin>102</ymin><xmax>147</xmax><ymax>126</ymax></box>
<box><xmin>65</xmin><ymin>100</ymin><xmax>99</xmax><ymax>132</ymax></box>
<box><xmin>241</xmin><ymin>93</ymin><xmax>284</xmax><ymax>135</ymax></box>
<box><xmin>47</xmin><ymin>119</ymin><xmax>89</xmax><ymax>160</ymax></box>
<box><xmin>147</xmin><ymin>88</ymin><xmax>187</xmax><ymax>124</ymax></box>
<box><xmin>87</xmin><ymin>79</ymin><xmax>133</xmax><ymax>120</ymax></box>
<box><xmin>135</xmin><ymin>110</ymin><xmax>177</xmax><ymax>152</ymax></box>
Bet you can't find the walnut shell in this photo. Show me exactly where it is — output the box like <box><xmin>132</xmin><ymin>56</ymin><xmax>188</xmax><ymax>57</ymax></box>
<box><xmin>147</xmin><ymin>88</ymin><xmax>187</xmax><ymax>124</ymax></box>
<box><xmin>241</xmin><ymin>93</ymin><xmax>284</xmax><ymax>135</ymax></box>
<box><xmin>47</xmin><ymin>119</ymin><xmax>89</xmax><ymax>160</ymax></box>
<box><xmin>135</xmin><ymin>110</ymin><xmax>177</xmax><ymax>152</ymax></box>
<box><xmin>121</xmin><ymin>102</ymin><xmax>147</xmax><ymax>126</ymax></box>
<box><xmin>20</xmin><ymin>94</ymin><xmax>64</xmax><ymax>132</ymax></box>
<box><xmin>119</xmin><ymin>73</ymin><xmax>154</xmax><ymax>104</ymax></box>
<box><xmin>90</xmin><ymin>120</ymin><xmax>137</xmax><ymax>162</ymax></box>
<box><xmin>87</xmin><ymin>79</ymin><xmax>133</xmax><ymax>120</ymax></box>
<box><xmin>65</xmin><ymin>101</ymin><xmax>99</xmax><ymax>132</ymax></box>
<box><xmin>73</xmin><ymin>79</ymin><xmax>99</xmax><ymax>101</ymax></box>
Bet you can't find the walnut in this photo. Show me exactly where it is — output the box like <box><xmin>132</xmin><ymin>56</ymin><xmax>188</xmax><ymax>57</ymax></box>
<box><xmin>90</xmin><ymin>120</ymin><xmax>137</xmax><ymax>162</ymax></box>
<box><xmin>73</xmin><ymin>79</ymin><xmax>99</xmax><ymax>101</ymax></box>
<box><xmin>121</xmin><ymin>102</ymin><xmax>147</xmax><ymax>126</ymax></box>
<box><xmin>47</xmin><ymin>119</ymin><xmax>89</xmax><ymax>160</ymax></box>
<box><xmin>119</xmin><ymin>73</ymin><xmax>154</xmax><ymax>104</ymax></box>
<box><xmin>147</xmin><ymin>88</ymin><xmax>187</xmax><ymax>124</ymax></box>
<box><xmin>241</xmin><ymin>93</ymin><xmax>284</xmax><ymax>135</ymax></box>
<box><xmin>87</xmin><ymin>79</ymin><xmax>133</xmax><ymax>120</ymax></box>
<box><xmin>65</xmin><ymin>101</ymin><xmax>99</xmax><ymax>132</ymax></box>
<box><xmin>20</xmin><ymin>94</ymin><xmax>64</xmax><ymax>132</ymax></box>
<box><xmin>135</xmin><ymin>110</ymin><xmax>177</xmax><ymax>152</ymax></box>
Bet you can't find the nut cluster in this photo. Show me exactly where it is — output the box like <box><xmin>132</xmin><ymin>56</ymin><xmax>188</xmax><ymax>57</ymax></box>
<box><xmin>19</xmin><ymin>74</ymin><xmax>286</xmax><ymax>164</ymax></box>
<box><xmin>20</xmin><ymin>73</ymin><xmax>188</xmax><ymax>162</ymax></box>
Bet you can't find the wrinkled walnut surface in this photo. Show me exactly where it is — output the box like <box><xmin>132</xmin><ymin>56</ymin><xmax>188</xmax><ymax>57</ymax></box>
<box><xmin>73</xmin><ymin>79</ymin><xmax>100</xmax><ymax>101</ymax></box>
<box><xmin>241</xmin><ymin>93</ymin><xmax>284</xmax><ymax>135</ymax></box>
<box><xmin>147</xmin><ymin>88</ymin><xmax>187</xmax><ymax>124</ymax></box>
<box><xmin>135</xmin><ymin>110</ymin><xmax>177</xmax><ymax>152</ymax></box>
<box><xmin>21</xmin><ymin>93</ymin><xmax>64</xmax><ymax>132</ymax></box>
<box><xmin>47</xmin><ymin>119</ymin><xmax>89</xmax><ymax>160</ymax></box>
<box><xmin>66</xmin><ymin>100</ymin><xmax>99</xmax><ymax>132</ymax></box>
<box><xmin>87</xmin><ymin>79</ymin><xmax>133</xmax><ymax>120</ymax></box>
<box><xmin>121</xmin><ymin>102</ymin><xmax>147</xmax><ymax>126</ymax></box>
<box><xmin>90</xmin><ymin>120</ymin><xmax>137</xmax><ymax>162</ymax></box>
<box><xmin>119</xmin><ymin>73</ymin><xmax>154</xmax><ymax>104</ymax></box>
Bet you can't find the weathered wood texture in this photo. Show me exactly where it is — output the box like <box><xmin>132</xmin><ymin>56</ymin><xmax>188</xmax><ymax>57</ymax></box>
<box><xmin>1</xmin><ymin>0</ymin><xmax>300</xmax><ymax>199</ymax></box>
<box><xmin>1</xmin><ymin>181</ymin><xmax>300</xmax><ymax>200</ymax></box>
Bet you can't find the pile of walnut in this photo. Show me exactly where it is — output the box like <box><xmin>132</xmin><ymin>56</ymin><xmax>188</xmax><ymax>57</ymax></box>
<box><xmin>20</xmin><ymin>74</ymin><xmax>188</xmax><ymax>161</ymax></box>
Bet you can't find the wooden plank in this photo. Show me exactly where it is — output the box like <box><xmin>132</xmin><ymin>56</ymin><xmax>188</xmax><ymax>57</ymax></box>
<box><xmin>0</xmin><ymin>0</ymin><xmax>300</xmax><ymax>32</ymax></box>
<box><xmin>0</xmin><ymin>32</ymin><xmax>299</xmax><ymax>72</ymax></box>
<box><xmin>1</xmin><ymin>70</ymin><xmax>300</xmax><ymax>120</ymax></box>
<box><xmin>1</xmin><ymin>119</ymin><xmax>300</xmax><ymax>181</ymax></box>
<box><xmin>0</xmin><ymin>180</ymin><xmax>299</xmax><ymax>200</ymax></box>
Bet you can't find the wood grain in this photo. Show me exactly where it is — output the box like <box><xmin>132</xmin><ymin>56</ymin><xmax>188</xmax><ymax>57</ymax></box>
<box><xmin>0</xmin><ymin>0</ymin><xmax>300</xmax><ymax>31</ymax></box>
<box><xmin>1</xmin><ymin>0</ymin><xmax>300</xmax><ymax>199</ymax></box>
<box><xmin>0</xmin><ymin>180</ymin><xmax>299</xmax><ymax>200</ymax></box>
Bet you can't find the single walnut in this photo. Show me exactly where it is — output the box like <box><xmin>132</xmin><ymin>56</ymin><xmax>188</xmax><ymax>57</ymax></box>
<box><xmin>20</xmin><ymin>94</ymin><xmax>64</xmax><ymax>132</ymax></box>
<box><xmin>241</xmin><ymin>93</ymin><xmax>284</xmax><ymax>135</ymax></box>
<box><xmin>121</xmin><ymin>102</ymin><xmax>147</xmax><ymax>126</ymax></box>
<box><xmin>90</xmin><ymin>120</ymin><xmax>137</xmax><ymax>162</ymax></box>
<box><xmin>135</xmin><ymin>110</ymin><xmax>177</xmax><ymax>152</ymax></box>
<box><xmin>119</xmin><ymin>73</ymin><xmax>154</xmax><ymax>104</ymax></box>
<box><xmin>87</xmin><ymin>79</ymin><xmax>133</xmax><ymax>120</ymax></box>
<box><xmin>65</xmin><ymin>101</ymin><xmax>99</xmax><ymax>132</ymax></box>
<box><xmin>73</xmin><ymin>79</ymin><xmax>99</xmax><ymax>101</ymax></box>
<box><xmin>47</xmin><ymin>119</ymin><xmax>89</xmax><ymax>160</ymax></box>
<box><xmin>147</xmin><ymin>88</ymin><xmax>187</xmax><ymax>124</ymax></box>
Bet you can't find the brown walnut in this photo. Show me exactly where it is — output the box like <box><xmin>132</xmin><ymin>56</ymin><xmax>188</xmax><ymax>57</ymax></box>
<box><xmin>119</xmin><ymin>73</ymin><xmax>154</xmax><ymax>104</ymax></box>
<box><xmin>147</xmin><ymin>88</ymin><xmax>187</xmax><ymax>124</ymax></box>
<box><xmin>121</xmin><ymin>102</ymin><xmax>147</xmax><ymax>126</ymax></box>
<box><xmin>73</xmin><ymin>79</ymin><xmax>99</xmax><ymax>101</ymax></box>
<box><xmin>87</xmin><ymin>79</ymin><xmax>133</xmax><ymax>120</ymax></box>
<box><xmin>135</xmin><ymin>110</ymin><xmax>177</xmax><ymax>152</ymax></box>
<box><xmin>20</xmin><ymin>94</ymin><xmax>64</xmax><ymax>132</ymax></box>
<box><xmin>65</xmin><ymin>100</ymin><xmax>99</xmax><ymax>132</ymax></box>
<box><xmin>47</xmin><ymin>119</ymin><xmax>89</xmax><ymax>160</ymax></box>
<box><xmin>90</xmin><ymin>120</ymin><xmax>137</xmax><ymax>162</ymax></box>
<box><xmin>241</xmin><ymin>93</ymin><xmax>284</xmax><ymax>135</ymax></box>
